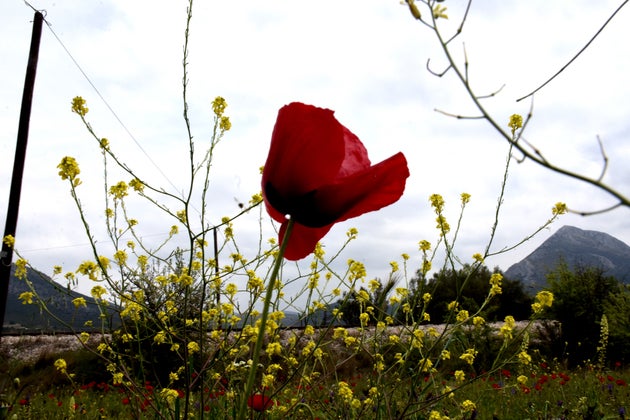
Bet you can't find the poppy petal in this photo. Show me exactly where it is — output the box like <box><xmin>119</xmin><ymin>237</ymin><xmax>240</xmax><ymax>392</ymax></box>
<box><xmin>337</xmin><ymin>125</ymin><xmax>371</xmax><ymax>177</ymax></box>
<box><xmin>262</xmin><ymin>103</ymin><xmax>346</xmax><ymax>196</ymax></box>
<box><xmin>279</xmin><ymin>221</ymin><xmax>333</xmax><ymax>261</ymax></box>
<box><xmin>314</xmin><ymin>152</ymin><xmax>409</xmax><ymax>223</ymax></box>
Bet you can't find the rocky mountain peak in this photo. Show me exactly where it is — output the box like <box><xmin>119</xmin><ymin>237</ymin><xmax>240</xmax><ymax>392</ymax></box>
<box><xmin>505</xmin><ymin>225</ymin><xmax>630</xmax><ymax>292</ymax></box>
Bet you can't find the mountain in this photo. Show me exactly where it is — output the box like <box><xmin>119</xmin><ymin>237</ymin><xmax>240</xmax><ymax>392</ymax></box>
<box><xmin>505</xmin><ymin>225</ymin><xmax>630</xmax><ymax>292</ymax></box>
<box><xmin>3</xmin><ymin>264</ymin><xmax>117</xmax><ymax>333</ymax></box>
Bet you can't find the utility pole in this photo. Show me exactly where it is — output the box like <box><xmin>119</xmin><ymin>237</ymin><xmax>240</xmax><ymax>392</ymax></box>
<box><xmin>0</xmin><ymin>11</ymin><xmax>44</xmax><ymax>339</ymax></box>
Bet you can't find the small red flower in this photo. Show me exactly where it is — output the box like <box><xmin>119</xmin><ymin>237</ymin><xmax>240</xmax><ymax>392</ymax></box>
<box><xmin>121</xmin><ymin>397</ymin><xmax>130</xmax><ymax>405</ymax></box>
<box><xmin>262</xmin><ymin>102</ymin><xmax>409</xmax><ymax>260</ymax></box>
<box><xmin>247</xmin><ymin>394</ymin><xmax>273</xmax><ymax>412</ymax></box>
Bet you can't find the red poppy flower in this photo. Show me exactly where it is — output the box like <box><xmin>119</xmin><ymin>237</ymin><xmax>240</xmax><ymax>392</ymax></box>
<box><xmin>262</xmin><ymin>102</ymin><xmax>409</xmax><ymax>260</ymax></box>
<box><xmin>247</xmin><ymin>394</ymin><xmax>273</xmax><ymax>412</ymax></box>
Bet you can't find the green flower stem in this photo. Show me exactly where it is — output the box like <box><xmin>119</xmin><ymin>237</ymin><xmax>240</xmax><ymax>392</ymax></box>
<box><xmin>238</xmin><ymin>218</ymin><xmax>294</xmax><ymax>419</ymax></box>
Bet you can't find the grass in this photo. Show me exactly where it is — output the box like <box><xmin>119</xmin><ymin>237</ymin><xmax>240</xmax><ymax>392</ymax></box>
<box><xmin>1</xmin><ymin>339</ymin><xmax>628</xmax><ymax>419</ymax></box>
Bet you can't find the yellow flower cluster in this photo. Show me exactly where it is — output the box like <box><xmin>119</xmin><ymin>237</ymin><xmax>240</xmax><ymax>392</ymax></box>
<box><xmin>71</xmin><ymin>96</ymin><xmax>88</xmax><ymax>116</ymax></box>
<box><xmin>109</xmin><ymin>181</ymin><xmax>128</xmax><ymax>199</ymax></box>
<box><xmin>429</xmin><ymin>194</ymin><xmax>445</xmax><ymax>213</ymax></box>
<box><xmin>77</xmin><ymin>260</ymin><xmax>101</xmax><ymax>281</ymax></box>
<box><xmin>489</xmin><ymin>273</ymin><xmax>503</xmax><ymax>296</ymax></box>
<box><xmin>508</xmin><ymin>113</ymin><xmax>523</xmax><ymax>135</ymax></box>
<box><xmin>531</xmin><ymin>290</ymin><xmax>554</xmax><ymax>313</ymax></box>
<box><xmin>433</xmin><ymin>4</ymin><xmax>448</xmax><ymax>19</ymax></box>
<box><xmin>13</xmin><ymin>257</ymin><xmax>28</xmax><ymax>279</ymax></box>
<box><xmin>90</xmin><ymin>285</ymin><xmax>108</xmax><ymax>300</ymax></box>
<box><xmin>160</xmin><ymin>388</ymin><xmax>180</xmax><ymax>405</ymax></box>
<box><xmin>54</xmin><ymin>358</ymin><xmax>67</xmax><ymax>374</ymax></box>
<box><xmin>347</xmin><ymin>259</ymin><xmax>367</xmax><ymax>281</ymax></box>
<box><xmin>219</xmin><ymin>116</ymin><xmax>231</xmax><ymax>131</ymax></box>
<box><xmin>57</xmin><ymin>156</ymin><xmax>81</xmax><ymax>186</ymax></box>
<box><xmin>72</xmin><ymin>297</ymin><xmax>87</xmax><ymax>309</ymax></box>
<box><xmin>18</xmin><ymin>291</ymin><xmax>34</xmax><ymax>304</ymax></box>
<box><xmin>212</xmin><ymin>96</ymin><xmax>227</xmax><ymax>116</ymax></box>
<box><xmin>2</xmin><ymin>234</ymin><xmax>15</xmax><ymax>248</ymax></box>
<box><xmin>459</xmin><ymin>348</ymin><xmax>477</xmax><ymax>365</ymax></box>
<box><xmin>518</xmin><ymin>350</ymin><xmax>532</xmax><ymax>365</ymax></box>
<box><xmin>456</xmin><ymin>309</ymin><xmax>469</xmax><ymax>323</ymax></box>
<box><xmin>499</xmin><ymin>315</ymin><xmax>516</xmax><ymax>340</ymax></box>
<box><xmin>461</xmin><ymin>399</ymin><xmax>476</xmax><ymax>413</ymax></box>
<box><xmin>552</xmin><ymin>202</ymin><xmax>568</xmax><ymax>215</ymax></box>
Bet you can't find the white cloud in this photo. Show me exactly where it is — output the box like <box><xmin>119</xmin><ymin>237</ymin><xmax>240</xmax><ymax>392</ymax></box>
<box><xmin>1</xmin><ymin>0</ymin><xmax>628</xmax><ymax>303</ymax></box>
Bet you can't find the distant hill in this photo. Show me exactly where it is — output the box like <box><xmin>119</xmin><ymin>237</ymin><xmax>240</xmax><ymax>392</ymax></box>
<box><xmin>3</xmin><ymin>264</ymin><xmax>309</xmax><ymax>332</ymax></box>
<box><xmin>505</xmin><ymin>225</ymin><xmax>630</xmax><ymax>292</ymax></box>
<box><xmin>3</xmin><ymin>264</ymin><xmax>117</xmax><ymax>333</ymax></box>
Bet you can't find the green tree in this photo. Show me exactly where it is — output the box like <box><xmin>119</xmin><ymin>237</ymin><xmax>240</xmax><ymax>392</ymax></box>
<box><xmin>602</xmin><ymin>284</ymin><xmax>630</xmax><ymax>364</ymax></box>
<box><xmin>408</xmin><ymin>264</ymin><xmax>531</xmax><ymax>323</ymax></box>
<box><xmin>545</xmin><ymin>261</ymin><xmax>622</xmax><ymax>366</ymax></box>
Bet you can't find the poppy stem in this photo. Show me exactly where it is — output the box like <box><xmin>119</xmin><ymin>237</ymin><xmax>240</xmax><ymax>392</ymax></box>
<box><xmin>239</xmin><ymin>218</ymin><xmax>294</xmax><ymax>419</ymax></box>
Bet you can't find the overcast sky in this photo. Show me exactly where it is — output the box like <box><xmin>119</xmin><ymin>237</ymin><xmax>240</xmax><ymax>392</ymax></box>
<box><xmin>1</xmin><ymin>1</ymin><xmax>629</xmax><ymax>300</ymax></box>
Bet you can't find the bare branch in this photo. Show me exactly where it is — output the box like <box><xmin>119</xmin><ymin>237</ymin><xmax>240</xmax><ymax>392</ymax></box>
<box><xmin>423</xmin><ymin>1</ymin><xmax>630</xmax><ymax>212</ymax></box>
<box><xmin>445</xmin><ymin>0</ymin><xmax>473</xmax><ymax>45</ymax></box>
<box><xmin>477</xmin><ymin>84</ymin><xmax>505</xmax><ymax>100</ymax></box>
<box><xmin>517</xmin><ymin>0</ymin><xmax>629</xmax><ymax>102</ymax></box>
<box><xmin>426</xmin><ymin>58</ymin><xmax>451</xmax><ymax>77</ymax></box>
<box><xmin>434</xmin><ymin>108</ymin><xmax>485</xmax><ymax>120</ymax></box>
<box><xmin>569</xmin><ymin>202</ymin><xmax>623</xmax><ymax>216</ymax></box>
<box><xmin>595</xmin><ymin>135</ymin><xmax>609</xmax><ymax>182</ymax></box>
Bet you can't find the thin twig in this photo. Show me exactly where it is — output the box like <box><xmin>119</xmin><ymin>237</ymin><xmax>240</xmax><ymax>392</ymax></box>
<box><xmin>517</xmin><ymin>0</ymin><xmax>630</xmax><ymax>102</ymax></box>
<box><xmin>434</xmin><ymin>108</ymin><xmax>485</xmax><ymax>120</ymax></box>
<box><xmin>423</xmin><ymin>4</ymin><xmax>630</xmax><ymax>212</ymax></box>
<box><xmin>595</xmin><ymin>135</ymin><xmax>609</xmax><ymax>183</ymax></box>
<box><xmin>426</xmin><ymin>58</ymin><xmax>451</xmax><ymax>77</ymax></box>
<box><xmin>569</xmin><ymin>202</ymin><xmax>623</xmax><ymax>216</ymax></box>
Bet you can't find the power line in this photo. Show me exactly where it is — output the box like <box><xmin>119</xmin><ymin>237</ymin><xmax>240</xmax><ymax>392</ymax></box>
<box><xmin>24</xmin><ymin>0</ymin><xmax>182</xmax><ymax>195</ymax></box>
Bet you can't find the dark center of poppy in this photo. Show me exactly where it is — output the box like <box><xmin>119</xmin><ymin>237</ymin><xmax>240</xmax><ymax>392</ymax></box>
<box><xmin>265</xmin><ymin>181</ymin><xmax>339</xmax><ymax>228</ymax></box>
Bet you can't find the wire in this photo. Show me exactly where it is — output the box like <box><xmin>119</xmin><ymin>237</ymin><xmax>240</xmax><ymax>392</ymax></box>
<box><xmin>23</xmin><ymin>0</ymin><xmax>182</xmax><ymax>194</ymax></box>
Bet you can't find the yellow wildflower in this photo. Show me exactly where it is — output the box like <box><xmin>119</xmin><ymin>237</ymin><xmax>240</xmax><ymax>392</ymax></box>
<box><xmin>14</xmin><ymin>258</ymin><xmax>26</xmax><ymax>279</ymax></box>
<box><xmin>129</xmin><ymin>178</ymin><xmax>144</xmax><ymax>192</ymax></box>
<box><xmin>90</xmin><ymin>285</ymin><xmax>108</xmax><ymax>300</ymax></box>
<box><xmin>461</xmin><ymin>399</ymin><xmax>476</xmax><ymax>413</ymax></box>
<box><xmin>454</xmin><ymin>370</ymin><xmax>465</xmax><ymax>382</ymax></box>
<box><xmin>536</xmin><ymin>290</ymin><xmax>554</xmax><ymax>307</ymax></box>
<box><xmin>2</xmin><ymin>235</ymin><xmax>15</xmax><ymax>248</ymax></box>
<box><xmin>433</xmin><ymin>4</ymin><xmax>448</xmax><ymax>19</ymax></box>
<box><xmin>187</xmin><ymin>341</ymin><xmax>200</xmax><ymax>354</ymax></box>
<box><xmin>72</xmin><ymin>297</ymin><xmax>87</xmax><ymax>309</ymax></box>
<box><xmin>552</xmin><ymin>202</ymin><xmax>567</xmax><ymax>215</ymax></box>
<box><xmin>219</xmin><ymin>116</ymin><xmax>231</xmax><ymax>131</ymax></box>
<box><xmin>57</xmin><ymin>156</ymin><xmax>81</xmax><ymax>185</ymax></box>
<box><xmin>459</xmin><ymin>348</ymin><xmax>477</xmax><ymax>365</ymax></box>
<box><xmin>508</xmin><ymin>114</ymin><xmax>523</xmax><ymax>135</ymax></box>
<box><xmin>54</xmin><ymin>358</ymin><xmax>67</xmax><ymax>373</ymax></box>
<box><xmin>71</xmin><ymin>96</ymin><xmax>88</xmax><ymax>116</ymax></box>
<box><xmin>211</xmin><ymin>96</ymin><xmax>227</xmax><ymax>116</ymax></box>
<box><xmin>19</xmin><ymin>291</ymin><xmax>34</xmax><ymax>304</ymax></box>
